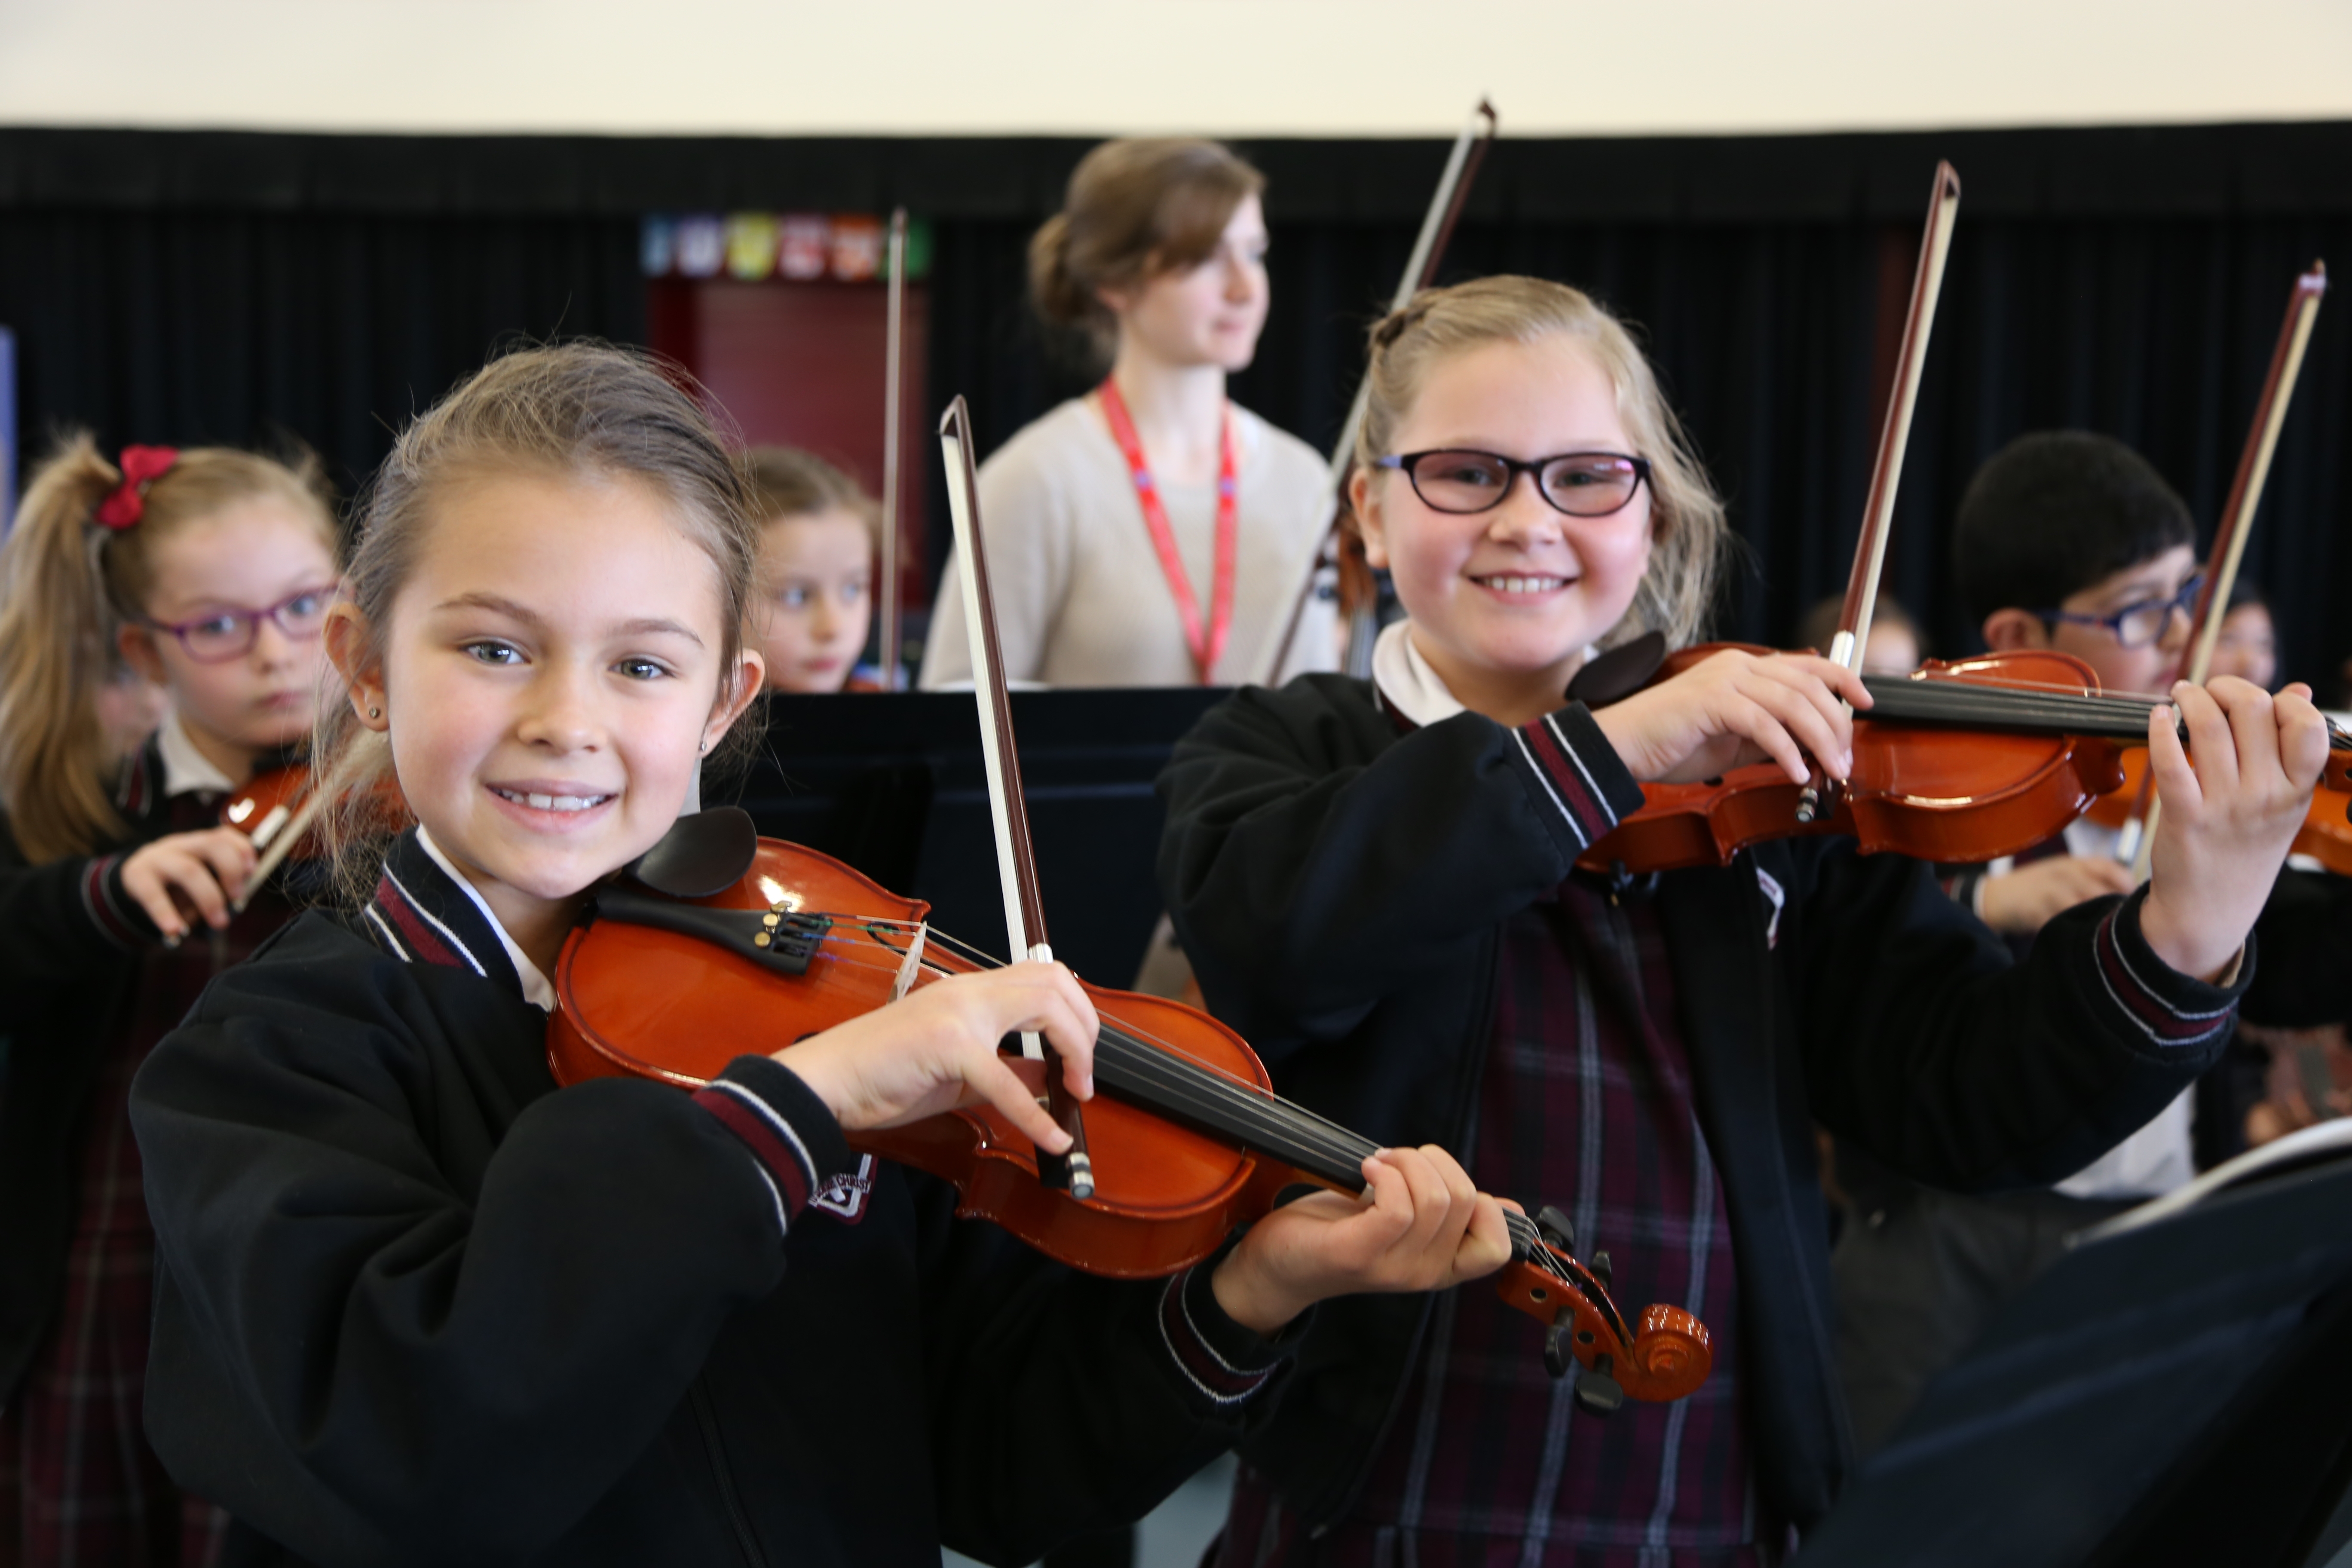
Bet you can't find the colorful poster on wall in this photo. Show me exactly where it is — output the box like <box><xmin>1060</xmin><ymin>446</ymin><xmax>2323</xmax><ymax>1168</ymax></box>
<box><xmin>675</xmin><ymin>215</ymin><xmax>726</xmax><ymax>278</ymax></box>
<box><xmin>778</xmin><ymin>215</ymin><xmax>830</xmax><ymax>280</ymax></box>
<box><xmin>726</xmin><ymin>213</ymin><xmax>781</xmax><ymax>280</ymax></box>
<box><xmin>830</xmin><ymin>214</ymin><xmax>882</xmax><ymax>282</ymax></box>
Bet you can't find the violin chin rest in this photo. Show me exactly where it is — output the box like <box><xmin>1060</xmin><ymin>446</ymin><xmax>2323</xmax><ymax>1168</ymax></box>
<box><xmin>629</xmin><ymin>805</ymin><xmax>760</xmax><ymax>898</ymax></box>
<box><xmin>1566</xmin><ymin>630</ymin><xmax>1667</xmax><ymax>708</ymax></box>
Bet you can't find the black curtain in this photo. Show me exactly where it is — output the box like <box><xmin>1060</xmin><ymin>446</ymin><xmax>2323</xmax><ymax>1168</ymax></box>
<box><xmin>3</xmin><ymin>126</ymin><xmax>2348</xmax><ymax>688</ymax></box>
<box><xmin>0</xmin><ymin>209</ymin><xmax>640</xmax><ymax>502</ymax></box>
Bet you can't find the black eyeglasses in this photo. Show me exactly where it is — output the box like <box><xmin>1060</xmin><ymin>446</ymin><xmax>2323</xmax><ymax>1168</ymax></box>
<box><xmin>145</xmin><ymin>584</ymin><xmax>338</xmax><ymax>664</ymax></box>
<box><xmin>1375</xmin><ymin>449</ymin><xmax>1653</xmax><ymax>518</ymax></box>
<box><xmin>2033</xmin><ymin>572</ymin><xmax>2203</xmax><ymax>649</ymax></box>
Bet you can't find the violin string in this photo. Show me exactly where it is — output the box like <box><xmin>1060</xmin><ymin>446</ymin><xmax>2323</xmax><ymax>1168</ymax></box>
<box><xmin>644</xmin><ymin>909</ymin><xmax>1611</xmax><ymax>1275</ymax></box>
<box><xmin>1864</xmin><ymin>674</ymin><xmax>2352</xmax><ymax>751</ymax></box>
<box><xmin>704</xmin><ymin>910</ymin><xmax>1385</xmax><ymax>1183</ymax></box>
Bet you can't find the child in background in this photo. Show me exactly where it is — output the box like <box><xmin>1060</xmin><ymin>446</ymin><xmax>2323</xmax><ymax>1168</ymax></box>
<box><xmin>2210</xmin><ymin>577</ymin><xmax>2279</xmax><ymax>690</ymax></box>
<box><xmin>1793</xmin><ymin>592</ymin><xmax>1923</xmax><ymax>675</ymax></box>
<box><xmin>129</xmin><ymin>344</ymin><xmax>1516</xmax><ymax>1567</ymax></box>
<box><xmin>744</xmin><ymin>447</ymin><xmax>890</xmax><ymax>692</ymax></box>
<box><xmin>1834</xmin><ymin>431</ymin><xmax>2350</xmax><ymax>1455</ymax></box>
<box><xmin>1155</xmin><ymin>280</ymin><xmax>2323</xmax><ymax>1559</ymax></box>
<box><xmin>0</xmin><ymin>436</ymin><xmax>339</xmax><ymax>1564</ymax></box>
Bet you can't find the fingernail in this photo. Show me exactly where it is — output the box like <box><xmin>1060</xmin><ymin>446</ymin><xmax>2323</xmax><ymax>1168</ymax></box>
<box><xmin>162</xmin><ymin>931</ymin><xmax>182</xmax><ymax>949</ymax></box>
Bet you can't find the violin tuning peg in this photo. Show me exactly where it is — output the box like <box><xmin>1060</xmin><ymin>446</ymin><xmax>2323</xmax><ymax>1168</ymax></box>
<box><xmin>1535</xmin><ymin>1205</ymin><xmax>1577</xmax><ymax>1255</ymax></box>
<box><xmin>1574</xmin><ymin>1357</ymin><xmax>1626</xmax><ymax>1417</ymax></box>
<box><xmin>1543</xmin><ymin>1313</ymin><xmax>1573</xmax><ymax>1379</ymax></box>
<box><xmin>1589</xmin><ymin>1250</ymin><xmax>1613</xmax><ymax>1290</ymax></box>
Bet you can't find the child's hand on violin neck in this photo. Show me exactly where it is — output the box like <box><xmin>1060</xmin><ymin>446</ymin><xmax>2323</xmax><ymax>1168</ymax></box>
<box><xmin>1590</xmin><ymin>648</ymin><xmax>1874</xmax><ymax>787</ymax></box>
<box><xmin>120</xmin><ymin>827</ymin><xmax>260</xmax><ymax>945</ymax></box>
<box><xmin>1210</xmin><ymin>1146</ymin><xmax>1517</xmax><ymax>1336</ymax></box>
<box><xmin>777</xmin><ymin>961</ymin><xmax>1099</xmax><ymax>1148</ymax></box>
<box><xmin>2140</xmin><ymin>676</ymin><xmax>2329</xmax><ymax>983</ymax></box>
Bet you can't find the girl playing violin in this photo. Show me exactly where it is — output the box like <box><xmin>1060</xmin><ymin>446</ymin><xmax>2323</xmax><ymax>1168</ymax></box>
<box><xmin>1155</xmin><ymin>277</ymin><xmax>2328</xmax><ymax>1561</ymax></box>
<box><xmin>128</xmin><ymin>343</ymin><xmax>1514</xmax><ymax>1567</ymax></box>
<box><xmin>0</xmin><ymin>436</ymin><xmax>339</xmax><ymax>1563</ymax></box>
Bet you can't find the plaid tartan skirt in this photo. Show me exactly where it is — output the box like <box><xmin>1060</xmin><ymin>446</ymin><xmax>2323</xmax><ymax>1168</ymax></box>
<box><xmin>1</xmin><ymin>1022</ymin><xmax>227</xmax><ymax>1568</ymax></box>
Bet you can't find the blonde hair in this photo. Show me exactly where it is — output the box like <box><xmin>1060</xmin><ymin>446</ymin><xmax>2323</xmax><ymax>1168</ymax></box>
<box><xmin>0</xmin><ymin>435</ymin><xmax>334</xmax><ymax>862</ymax></box>
<box><xmin>315</xmin><ymin>342</ymin><xmax>765</xmax><ymax>903</ymax></box>
<box><xmin>1356</xmin><ymin>276</ymin><xmax>1730</xmax><ymax>651</ymax></box>
<box><xmin>744</xmin><ymin>447</ymin><xmax>880</xmax><ymax>546</ymax></box>
<box><xmin>1029</xmin><ymin>138</ymin><xmax>1265</xmax><ymax>351</ymax></box>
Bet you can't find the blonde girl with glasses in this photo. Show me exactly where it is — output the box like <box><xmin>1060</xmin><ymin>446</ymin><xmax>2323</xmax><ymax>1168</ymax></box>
<box><xmin>1157</xmin><ymin>275</ymin><xmax>2326</xmax><ymax>1562</ymax></box>
<box><xmin>0</xmin><ymin>435</ymin><xmax>338</xmax><ymax>1564</ymax></box>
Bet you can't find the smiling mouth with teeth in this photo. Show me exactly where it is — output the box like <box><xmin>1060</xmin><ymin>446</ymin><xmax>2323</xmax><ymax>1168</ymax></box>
<box><xmin>1476</xmin><ymin>575</ymin><xmax>1571</xmax><ymax>594</ymax></box>
<box><xmin>492</xmin><ymin>787</ymin><xmax>613</xmax><ymax>813</ymax></box>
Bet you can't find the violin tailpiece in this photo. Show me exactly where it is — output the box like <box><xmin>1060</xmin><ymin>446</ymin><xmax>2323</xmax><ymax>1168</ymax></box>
<box><xmin>592</xmin><ymin>888</ymin><xmax>832</xmax><ymax>977</ymax></box>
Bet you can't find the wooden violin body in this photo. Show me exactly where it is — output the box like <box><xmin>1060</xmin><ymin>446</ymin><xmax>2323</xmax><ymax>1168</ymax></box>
<box><xmin>547</xmin><ymin>830</ymin><xmax>1713</xmax><ymax>1405</ymax></box>
<box><xmin>1579</xmin><ymin>646</ymin><xmax>2131</xmax><ymax>874</ymax></box>
<box><xmin>220</xmin><ymin>763</ymin><xmax>315</xmax><ymax>848</ymax></box>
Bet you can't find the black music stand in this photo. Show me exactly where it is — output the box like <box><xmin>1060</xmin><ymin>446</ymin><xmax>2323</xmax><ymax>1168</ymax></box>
<box><xmin>1801</xmin><ymin>1137</ymin><xmax>2352</xmax><ymax>1568</ymax></box>
<box><xmin>711</xmin><ymin>688</ymin><xmax>1228</xmax><ymax>988</ymax></box>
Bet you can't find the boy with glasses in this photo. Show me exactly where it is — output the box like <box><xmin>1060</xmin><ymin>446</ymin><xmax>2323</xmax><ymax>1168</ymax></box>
<box><xmin>1832</xmin><ymin>429</ymin><xmax>2350</xmax><ymax>1456</ymax></box>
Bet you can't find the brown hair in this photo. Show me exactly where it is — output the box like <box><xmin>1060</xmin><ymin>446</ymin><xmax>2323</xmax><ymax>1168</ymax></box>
<box><xmin>744</xmin><ymin>447</ymin><xmax>879</xmax><ymax>545</ymax></box>
<box><xmin>315</xmin><ymin>342</ymin><xmax>766</xmax><ymax>903</ymax></box>
<box><xmin>1356</xmin><ymin>276</ymin><xmax>1731</xmax><ymax>650</ymax></box>
<box><xmin>1029</xmin><ymin>138</ymin><xmax>1265</xmax><ymax>348</ymax></box>
<box><xmin>1795</xmin><ymin>592</ymin><xmax>1922</xmax><ymax>659</ymax></box>
<box><xmin>0</xmin><ymin>435</ymin><xmax>335</xmax><ymax>862</ymax></box>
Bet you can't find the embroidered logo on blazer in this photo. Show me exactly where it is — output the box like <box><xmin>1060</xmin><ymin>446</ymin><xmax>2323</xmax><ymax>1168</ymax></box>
<box><xmin>809</xmin><ymin>1153</ymin><xmax>877</xmax><ymax>1223</ymax></box>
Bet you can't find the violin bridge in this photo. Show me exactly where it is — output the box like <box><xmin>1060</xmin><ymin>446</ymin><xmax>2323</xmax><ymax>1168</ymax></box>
<box><xmin>892</xmin><ymin>923</ymin><xmax>929</xmax><ymax>1001</ymax></box>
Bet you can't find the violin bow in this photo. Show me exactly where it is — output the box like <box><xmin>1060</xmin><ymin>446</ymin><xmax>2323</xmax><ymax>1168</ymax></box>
<box><xmin>1796</xmin><ymin>160</ymin><xmax>1963</xmax><ymax>824</ymax></box>
<box><xmin>938</xmin><ymin>395</ymin><xmax>1094</xmax><ymax>1197</ymax></box>
<box><xmin>878</xmin><ymin>208</ymin><xmax>909</xmax><ymax>691</ymax></box>
<box><xmin>2116</xmin><ymin>260</ymin><xmax>2328</xmax><ymax>878</ymax></box>
<box><xmin>1254</xmin><ymin>96</ymin><xmax>1500</xmax><ymax>685</ymax></box>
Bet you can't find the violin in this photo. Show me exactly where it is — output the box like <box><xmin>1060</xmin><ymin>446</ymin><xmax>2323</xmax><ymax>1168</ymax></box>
<box><xmin>219</xmin><ymin>752</ymin><xmax>411</xmax><ymax>908</ymax></box>
<box><xmin>545</xmin><ymin>814</ymin><xmax>1712</xmax><ymax>1408</ymax></box>
<box><xmin>1573</xmin><ymin>172</ymin><xmax>2350</xmax><ymax>877</ymax></box>
<box><xmin>1574</xmin><ymin>638</ymin><xmax>2352</xmax><ymax>876</ymax></box>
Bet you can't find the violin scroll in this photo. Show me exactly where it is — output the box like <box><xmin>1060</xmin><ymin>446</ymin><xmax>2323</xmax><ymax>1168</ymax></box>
<box><xmin>1491</xmin><ymin>1205</ymin><xmax>1713</xmax><ymax>1405</ymax></box>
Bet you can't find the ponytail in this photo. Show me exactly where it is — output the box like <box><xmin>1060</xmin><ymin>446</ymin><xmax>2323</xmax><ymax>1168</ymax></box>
<box><xmin>0</xmin><ymin>433</ymin><xmax>340</xmax><ymax>864</ymax></box>
<box><xmin>0</xmin><ymin>435</ymin><xmax>135</xmax><ymax>861</ymax></box>
<box><xmin>1026</xmin><ymin>138</ymin><xmax>1265</xmax><ymax>350</ymax></box>
<box><xmin>1026</xmin><ymin>213</ymin><xmax>1095</xmax><ymax>332</ymax></box>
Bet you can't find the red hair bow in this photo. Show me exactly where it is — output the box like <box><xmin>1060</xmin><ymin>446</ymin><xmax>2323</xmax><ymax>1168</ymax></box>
<box><xmin>94</xmin><ymin>445</ymin><xmax>180</xmax><ymax>530</ymax></box>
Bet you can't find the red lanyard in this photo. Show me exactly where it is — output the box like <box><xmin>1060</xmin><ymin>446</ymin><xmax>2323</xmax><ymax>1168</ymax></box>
<box><xmin>1096</xmin><ymin>377</ymin><xmax>1237</xmax><ymax>684</ymax></box>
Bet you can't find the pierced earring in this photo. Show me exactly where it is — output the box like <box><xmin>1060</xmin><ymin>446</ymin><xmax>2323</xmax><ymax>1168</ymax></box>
<box><xmin>367</xmin><ymin>705</ymin><xmax>383</xmax><ymax>720</ymax></box>
<box><xmin>699</xmin><ymin>739</ymin><xmax>711</xmax><ymax>755</ymax></box>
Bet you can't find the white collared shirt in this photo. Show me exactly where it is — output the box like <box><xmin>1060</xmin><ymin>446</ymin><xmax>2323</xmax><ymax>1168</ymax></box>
<box><xmin>413</xmin><ymin>825</ymin><xmax>557</xmax><ymax>1012</ymax></box>
<box><xmin>156</xmin><ymin>710</ymin><xmax>237</xmax><ymax>799</ymax></box>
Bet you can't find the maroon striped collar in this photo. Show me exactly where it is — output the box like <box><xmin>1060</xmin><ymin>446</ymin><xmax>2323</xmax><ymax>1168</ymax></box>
<box><xmin>359</xmin><ymin>828</ymin><xmax>530</xmax><ymax>1003</ymax></box>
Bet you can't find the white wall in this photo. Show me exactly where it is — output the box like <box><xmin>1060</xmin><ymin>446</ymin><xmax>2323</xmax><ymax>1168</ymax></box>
<box><xmin>3</xmin><ymin>0</ymin><xmax>2349</xmax><ymax>139</ymax></box>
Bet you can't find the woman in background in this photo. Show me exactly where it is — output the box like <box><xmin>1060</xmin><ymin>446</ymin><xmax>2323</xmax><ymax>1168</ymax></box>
<box><xmin>920</xmin><ymin>138</ymin><xmax>1334</xmax><ymax>691</ymax></box>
